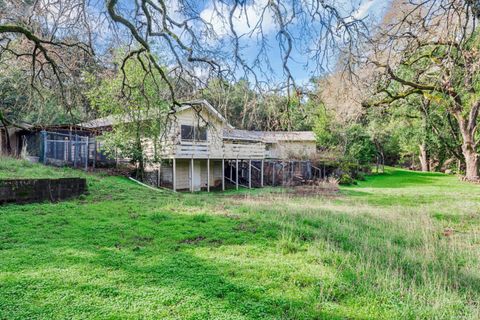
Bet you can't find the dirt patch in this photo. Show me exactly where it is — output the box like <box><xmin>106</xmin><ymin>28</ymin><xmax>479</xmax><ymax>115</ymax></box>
<box><xmin>234</xmin><ymin>222</ymin><xmax>257</xmax><ymax>233</ymax></box>
<box><xmin>132</xmin><ymin>236</ymin><xmax>154</xmax><ymax>246</ymax></box>
<box><xmin>180</xmin><ymin>236</ymin><xmax>206</xmax><ymax>244</ymax></box>
<box><xmin>286</xmin><ymin>184</ymin><xmax>339</xmax><ymax>197</ymax></box>
<box><xmin>227</xmin><ymin>183</ymin><xmax>339</xmax><ymax>200</ymax></box>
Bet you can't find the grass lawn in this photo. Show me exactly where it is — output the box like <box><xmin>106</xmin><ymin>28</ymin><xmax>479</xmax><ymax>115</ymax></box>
<box><xmin>1</xmin><ymin>160</ymin><xmax>480</xmax><ymax>319</ymax></box>
<box><xmin>0</xmin><ymin>157</ymin><xmax>80</xmax><ymax>179</ymax></box>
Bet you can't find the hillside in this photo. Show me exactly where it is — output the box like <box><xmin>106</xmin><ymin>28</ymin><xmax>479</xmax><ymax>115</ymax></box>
<box><xmin>1</xmin><ymin>160</ymin><xmax>480</xmax><ymax>319</ymax></box>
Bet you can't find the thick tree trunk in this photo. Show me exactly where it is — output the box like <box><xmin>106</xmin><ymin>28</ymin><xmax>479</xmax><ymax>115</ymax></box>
<box><xmin>0</xmin><ymin>120</ymin><xmax>12</xmax><ymax>155</ymax></box>
<box><xmin>457</xmin><ymin>112</ymin><xmax>479</xmax><ymax>181</ymax></box>
<box><xmin>418</xmin><ymin>143</ymin><xmax>430</xmax><ymax>172</ymax></box>
<box><xmin>462</xmin><ymin>138</ymin><xmax>478</xmax><ymax>180</ymax></box>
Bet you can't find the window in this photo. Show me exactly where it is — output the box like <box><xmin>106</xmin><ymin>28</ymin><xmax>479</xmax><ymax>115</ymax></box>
<box><xmin>181</xmin><ymin>125</ymin><xmax>194</xmax><ymax>140</ymax></box>
<box><xmin>181</xmin><ymin>125</ymin><xmax>207</xmax><ymax>142</ymax></box>
<box><xmin>196</xmin><ymin>126</ymin><xmax>207</xmax><ymax>141</ymax></box>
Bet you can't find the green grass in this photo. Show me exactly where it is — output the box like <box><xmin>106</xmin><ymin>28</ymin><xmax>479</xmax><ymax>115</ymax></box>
<box><xmin>1</xmin><ymin>161</ymin><xmax>480</xmax><ymax>319</ymax></box>
<box><xmin>0</xmin><ymin>157</ymin><xmax>80</xmax><ymax>179</ymax></box>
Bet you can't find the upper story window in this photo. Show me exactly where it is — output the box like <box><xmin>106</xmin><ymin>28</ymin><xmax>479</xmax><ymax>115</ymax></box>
<box><xmin>181</xmin><ymin>125</ymin><xmax>194</xmax><ymax>140</ymax></box>
<box><xmin>196</xmin><ymin>126</ymin><xmax>207</xmax><ymax>141</ymax></box>
<box><xmin>181</xmin><ymin>125</ymin><xmax>207</xmax><ymax>142</ymax></box>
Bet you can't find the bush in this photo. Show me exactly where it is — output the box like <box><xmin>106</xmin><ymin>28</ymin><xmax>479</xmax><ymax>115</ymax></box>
<box><xmin>338</xmin><ymin>174</ymin><xmax>355</xmax><ymax>186</ymax></box>
<box><xmin>355</xmin><ymin>172</ymin><xmax>366</xmax><ymax>181</ymax></box>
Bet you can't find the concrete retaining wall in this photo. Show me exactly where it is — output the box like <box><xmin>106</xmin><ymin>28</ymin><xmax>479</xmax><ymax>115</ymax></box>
<box><xmin>0</xmin><ymin>178</ymin><xmax>87</xmax><ymax>205</ymax></box>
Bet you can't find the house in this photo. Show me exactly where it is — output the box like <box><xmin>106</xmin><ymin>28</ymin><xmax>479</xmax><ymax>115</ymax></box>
<box><xmin>80</xmin><ymin>100</ymin><xmax>318</xmax><ymax>192</ymax></box>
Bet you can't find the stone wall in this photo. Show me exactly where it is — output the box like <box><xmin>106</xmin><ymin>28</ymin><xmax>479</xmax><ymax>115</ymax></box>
<box><xmin>0</xmin><ymin>178</ymin><xmax>87</xmax><ymax>205</ymax></box>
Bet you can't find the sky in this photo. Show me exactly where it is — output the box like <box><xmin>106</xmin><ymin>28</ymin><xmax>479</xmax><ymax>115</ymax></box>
<box><xmin>193</xmin><ymin>0</ymin><xmax>391</xmax><ymax>86</ymax></box>
<box><xmin>80</xmin><ymin>0</ymin><xmax>391</xmax><ymax>88</ymax></box>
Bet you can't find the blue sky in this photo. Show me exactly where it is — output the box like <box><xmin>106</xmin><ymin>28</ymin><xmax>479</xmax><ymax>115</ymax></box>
<box><xmin>88</xmin><ymin>0</ymin><xmax>390</xmax><ymax>87</ymax></box>
<box><xmin>194</xmin><ymin>0</ymin><xmax>391</xmax><ymax>86</ymax></box>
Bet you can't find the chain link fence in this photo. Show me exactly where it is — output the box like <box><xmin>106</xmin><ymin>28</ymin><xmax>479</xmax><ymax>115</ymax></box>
<box><xmin>40</xmin><ymin>131</ymin><xmax>95</xmax><ymax>170</ymax></box>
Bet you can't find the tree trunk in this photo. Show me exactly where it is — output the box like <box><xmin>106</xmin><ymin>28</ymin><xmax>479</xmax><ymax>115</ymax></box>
<box><xmin>462</xmin><ymin>141</ymin><xmax>478</xmax><ymax>180</ymax></box>
<box><xmin>418</xmin><ymin>143</ymin><xmax>430</xmax><ymax>172</ymax></box>
<box><xmin>0</xmin><ymin>119</ymin><xmax>12</xmax><ymax>155</ymax></box>
<box><xmin>458</xmin><ymin>114</ymin><xmax>479</xmax><ymax>181</ymax></box>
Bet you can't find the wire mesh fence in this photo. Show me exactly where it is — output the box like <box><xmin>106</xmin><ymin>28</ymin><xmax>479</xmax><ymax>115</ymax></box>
<box><xmin>40</xmin><ymin>131</ymin><xmax>95</xmax><ymax>170</ymax></box>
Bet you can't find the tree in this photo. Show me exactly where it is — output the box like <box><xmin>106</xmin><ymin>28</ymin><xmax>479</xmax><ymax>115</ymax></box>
<box><xmin>367</xmin><ymin>0</ymin><xmax>480</xmax><ymax>180</ymax></box>
<box><xmin>86</xmin><ymin>52</ymin><xmax>170</xmax><ymax>178</ymax></box>
<box><xmin>0</xmin><ymin>0</ymin><xmax>95</xmax><ymax>107</ymax></box>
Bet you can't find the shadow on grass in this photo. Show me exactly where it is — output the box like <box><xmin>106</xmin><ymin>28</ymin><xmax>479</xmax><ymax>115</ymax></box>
<box><xmin>0</xmin><ymin>197</ymin><xmax>373</xmax><ymax>319</ymax></box>
<box><xmin>1</xmin><ymin>172</ymin><xmax>478</xmax><ymax>319</ymax></box>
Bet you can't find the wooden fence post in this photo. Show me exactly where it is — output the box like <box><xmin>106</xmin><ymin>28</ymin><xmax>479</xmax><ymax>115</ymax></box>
<box><xmin>85</xmin><ymin>136</ymin><xmax>89</xmax><ymax>171</ymax></box>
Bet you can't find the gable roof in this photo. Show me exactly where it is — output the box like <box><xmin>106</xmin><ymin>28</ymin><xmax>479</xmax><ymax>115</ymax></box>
<box><xmin>260</xmin><ymin>131</ymin><xmax>316</xmax><ymax>143</ymax></box>
<box><xmin>223</xmin><ymin>129</ymin><xmax>265</xmax><ymax>142</ymax></box>
<box><xmin>222</xmin><ymin>129</ymin><xmax>316</xmax><ymax>143</ymax></box>
<box><xmin>79</xmin><ymin>115</ymin><xmax>117</xmax><ymax>129</ymax></box>
<box><xmin>175</xmin><ymin>99</ymin><xmax>234</xmax><ymax>129</ymax></box>
<box><xmin>79</xmin><ymin>100</ymin><xmax>233</xmax><ymax>130</ymax></box>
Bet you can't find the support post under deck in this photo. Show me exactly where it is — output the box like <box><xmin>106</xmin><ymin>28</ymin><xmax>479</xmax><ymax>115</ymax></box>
<box><xmin>248</xmin><ymin>159</ymin><xmax>252</xmax><ymax>189</ymax></box>
<box><xmin>261</xmin><ymin>159</ymin><xmax>264</xmax><ymax>187</ymax></box>
<box><xmin>272</xmin><ymin>162</ymin><xmax>276</xmax><ymax>186</ymax></box>
<box><xmin>190</xmin><ymin>157</ymin><xmax>194</xmax><ymax>193</ymax></box>
<box><xmin>222</xmin><ymin>159</ymin><xmax>225</xmax><ymax>191</ymax></box>
<box><xmin>172</xmin><ymin>158</ymin><xmax>177</xmax><ymax>192</ymax></box>
<box><xmin>236</xmin><ymin>158</ymin><xmax>239</xmax><ymax>190</ymax></box>
<box><xmin>207</xmin><ymin>158</ymin><xmax>210</xmax><ymax>192</ymax></box>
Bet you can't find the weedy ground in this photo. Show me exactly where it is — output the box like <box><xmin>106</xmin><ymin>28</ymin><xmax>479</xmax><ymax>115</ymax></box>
<box><xmin>1</xmin><ymin>157</ymin><xmax>479</xmax><ymax>319</ymax></box>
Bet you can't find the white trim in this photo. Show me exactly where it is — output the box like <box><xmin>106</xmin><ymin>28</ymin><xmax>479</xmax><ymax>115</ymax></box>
<box><xmin>178</xmin><ymin>100</ymin><xmax>234</xmax><ymax>129</ymax></box>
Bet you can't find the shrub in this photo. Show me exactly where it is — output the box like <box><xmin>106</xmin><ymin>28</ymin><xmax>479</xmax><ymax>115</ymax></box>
<box><xmin>338</xmin><ymin>174</ymin><xmax>355</xmax><ymax>186</ymax></box>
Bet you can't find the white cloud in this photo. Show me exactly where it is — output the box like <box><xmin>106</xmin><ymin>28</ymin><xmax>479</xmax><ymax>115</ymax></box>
<box><xmin>352</xmin><ymin>0</ymin><xmax>377</xmax><ymax>19</ymax></box>
<box><xmin>200</xmin><ymin>0</ymin><xmax>276</xmax><ymax>38</ymax></box>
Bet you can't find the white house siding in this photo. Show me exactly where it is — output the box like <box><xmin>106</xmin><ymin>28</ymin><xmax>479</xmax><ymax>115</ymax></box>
<box><xmin>161</xmin><ymin>107</ymin><xmax>226</xmax><ymax>159</ymax></box>
<box><xmin>158</xmin><ymin>159</ymin><xmax>223</xmax><ymax>190</ymax></box>
<box><xmin>269</xmin><ymin>141</ymin><xmax>317</xmax><ymax>159</ymax></box>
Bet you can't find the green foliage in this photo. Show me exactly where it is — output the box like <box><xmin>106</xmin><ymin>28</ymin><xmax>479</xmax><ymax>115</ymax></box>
<box><xmin>313</xmin><ymin>108</ymin><xmax>341</xmax><ymax>148</ymax></box>
<box><xmin>343</xmin><ymin>124</ymin><xmax>376</xmax><ymax>165</ymax></box>
<box><xmin>0</xmin><ymin>68</ymin><xmax>81</xmax><ymax>128</ymax></box>
<box><xmin>338</xmin><ymin>173</ymin><xmax>355</xmax><ymax>185</ymax></box>
<box><xmin>201</xmin><ymin>78</ymin><xmax>318</xmax><ymax>131</ymax></box>
<box><xmin>86</xmin><ymin>52</ymin><xmax>170</xmax><ymax>175</ymax></box>
<box><xmin>313</xmin><ymin>107</ymin><xmax>375</xmax><ymax>167</ymax></box>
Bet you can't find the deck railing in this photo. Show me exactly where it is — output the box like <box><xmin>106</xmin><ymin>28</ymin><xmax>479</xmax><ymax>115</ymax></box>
<box><xmin>223</xmin><ymin>142</ymin><xmax>265</xmax><ymax>159</ymax></box>
<box><xmin>174</xmin><ymin>142</ymin><xmax>210</xmax><ymax>157</ymax></box>
<box><xmin>161</xmin><ymin>141</ymin><xmax>267</xmax><ymax>159</ymax></box>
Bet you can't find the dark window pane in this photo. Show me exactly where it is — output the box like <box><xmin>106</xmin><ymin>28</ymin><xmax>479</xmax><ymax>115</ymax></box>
<box><xmin>196</xmin><ymin>127</ymin><xmax>207</xmax><ymax>141</ymax></box>
<box><xmin>181</xmin><ymin>125</ymin><xmax>194</xmax><ymax>140</ymax></box>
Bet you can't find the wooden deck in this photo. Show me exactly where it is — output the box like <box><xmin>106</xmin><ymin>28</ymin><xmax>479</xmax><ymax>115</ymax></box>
<box><xmin>160</xmin><ymin>141</ymin><xmax>266</xmax><ymax>159</ymax></box>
